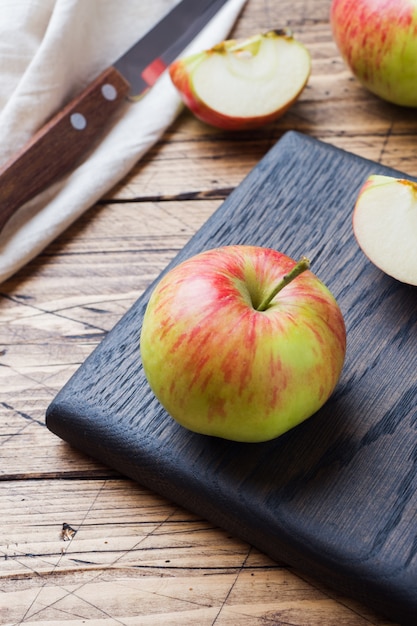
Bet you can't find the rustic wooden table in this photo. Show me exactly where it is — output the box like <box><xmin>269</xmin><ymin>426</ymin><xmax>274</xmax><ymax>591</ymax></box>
<box><xmin>1</xmin><ymin>1</ymin><xmax>416</xmax><ymax>624</ymax></box>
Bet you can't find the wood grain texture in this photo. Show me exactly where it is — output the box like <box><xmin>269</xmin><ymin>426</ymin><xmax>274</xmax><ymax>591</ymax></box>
<box><xmin>1</xmin><ymin>478</ymin><xmax>395</xmax><ymax>626</ymax></box>
<box><xmin>47</xmin><ymin>132</ymin><xmax>417</xmax><ymax>625</ymax></box>
<box><xmin>1</xmin><ymin>0</ymin><xmax>417</xmax><ymax>623</ymax></box>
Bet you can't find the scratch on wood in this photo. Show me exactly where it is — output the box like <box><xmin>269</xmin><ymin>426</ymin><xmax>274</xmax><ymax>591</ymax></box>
<box><xmin>378</xmin><ymin>121</ymin><xmax>393</xmax><ymax>164</ymax></box>
<box><xmin>211</xmin><ymin>545</ymin><xmax>253</xmax><ymax>625</ymax></box>
<box><xmin>0</xmin><ymin>402</ymin><xmax>45</xmax><ymax>427</ymax></box>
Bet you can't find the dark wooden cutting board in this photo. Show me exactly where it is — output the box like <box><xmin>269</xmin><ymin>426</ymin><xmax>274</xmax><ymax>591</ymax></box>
<box><xmin>46</xmin><ymin>132</ymin><xmax>417</xmax><ymax>625</ymax></box>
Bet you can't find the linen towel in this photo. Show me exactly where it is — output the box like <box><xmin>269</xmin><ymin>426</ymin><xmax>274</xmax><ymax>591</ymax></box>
<box><xmin>0</xmin><ymin>0</ymin><xmax>247</xmax><ymax>283</ymax></box>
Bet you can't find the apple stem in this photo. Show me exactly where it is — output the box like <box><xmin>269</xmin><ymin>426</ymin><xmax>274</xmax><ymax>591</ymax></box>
<box><xmin>257</xmin><ymin>256</ymin><xmax>310</xmax><ymax>311</ymax></box>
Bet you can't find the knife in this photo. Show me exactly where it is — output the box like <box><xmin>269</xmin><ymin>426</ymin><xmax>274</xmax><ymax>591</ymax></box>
<box><xmin>0</xmin><ymin>0</ymin><xmax>230</xmax><ymax>234</ymax></box>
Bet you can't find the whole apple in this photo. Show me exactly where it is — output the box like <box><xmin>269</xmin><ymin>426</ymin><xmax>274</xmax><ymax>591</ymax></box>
<box><xmin>330</xmin><ymin>0</ymin><xmax>417</xmax><ymax>107</ymax></box>
<box><xmin>169</xmin><ymin>30</ymin><xmax>311</xmax><ymax>130</ymax></box>
<box><xmin>140</xmin><ymin>246</ymin><xmax>346</xmax><ymax>443</ymax></box>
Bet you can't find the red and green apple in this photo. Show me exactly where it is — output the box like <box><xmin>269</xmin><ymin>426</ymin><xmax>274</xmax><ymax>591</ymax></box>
<box><xmin>169</xmin><ymin>30</ymin><xmax>311</xmax><ymax>130</ymax></box>
<box><xmin>330</xmin><ymin>0</ymin><xmax>417</xmax><ymax>107</ymax></box>
<box><xmin>353</xmin><ymin>174</ymin><xmax>417</xmax><ymax>285</ymax></box>
<box><xmin>140</xmin><ymin>246</ymin><xmax>346</xmax><ymax>443</ymax></box>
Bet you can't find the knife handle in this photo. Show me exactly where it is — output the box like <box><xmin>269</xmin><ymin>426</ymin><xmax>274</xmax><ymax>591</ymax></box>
<box><xmin>0</xmin><ymin>66</ymin><xmax>130</xmax><ymax>234</ymax></box>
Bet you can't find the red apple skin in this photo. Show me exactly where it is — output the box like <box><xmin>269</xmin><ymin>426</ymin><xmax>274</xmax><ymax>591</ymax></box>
<box><xmin>140</xmin><ymin>246</ymin><xmax>347</xmax><ymax>443</ymax></box>
<box><xmin>330</xmin><ymin>0</ymin><xmax>417</xmax><ymax>107</ymax></box>
<box><xmin>169</xmin><ymin>55</ymin><xmax>299</xmax><ymax>130</ymax></box>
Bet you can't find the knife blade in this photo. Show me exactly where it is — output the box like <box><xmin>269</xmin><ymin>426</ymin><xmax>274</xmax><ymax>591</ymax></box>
<box><xmin>0</xmin><ymin>0</ymin><xmax>230</xmax><ymax>234</ymax></box>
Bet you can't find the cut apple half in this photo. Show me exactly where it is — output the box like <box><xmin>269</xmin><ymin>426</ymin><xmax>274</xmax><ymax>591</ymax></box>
<box><xmin>353</xmin><ymin>174</ymin><xmax>417</xmax><ymax>286</ymax></box>
<box><xmin>169</xmin><ymin>30</ymin><xmax>311</xmax><ymax>130</ymax></box>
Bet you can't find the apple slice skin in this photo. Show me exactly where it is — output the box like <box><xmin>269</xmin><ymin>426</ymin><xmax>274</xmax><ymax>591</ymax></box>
<box><xmin>353</xmin><ymin>174</ymin><xmax>417</xmax><ymax>286</ymax></box>
<box><xmin>169</xmin><ymin>63</ymin><xmax>287</xmax><ymax>131</ymax></box>
<box><xmin>169</xmin><ymin>31</ymin><xmax>311</xmax><ymax>130</ymax></box>
<box><xmin>140</xmin><ymin>246</ymin><xmax>346</xmax><ymax>443</ymax></box>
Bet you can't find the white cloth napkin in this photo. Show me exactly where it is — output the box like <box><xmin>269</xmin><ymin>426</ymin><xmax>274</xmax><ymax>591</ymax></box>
<box><xmin>0</xmin><ymin>0</ymin><xmax>247</xmax><ymax>283</ymax></box>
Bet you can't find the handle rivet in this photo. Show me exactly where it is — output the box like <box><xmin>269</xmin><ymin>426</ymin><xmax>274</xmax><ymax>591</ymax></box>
<box><xmin>70</xmin><ymin>113</ymin><xmax>87</xmax><ymax>131</ymax></box>
<box><xmin>102</xmin><ymin>84</ymin><xmax>117</xmax><ymax>101</ymax></box>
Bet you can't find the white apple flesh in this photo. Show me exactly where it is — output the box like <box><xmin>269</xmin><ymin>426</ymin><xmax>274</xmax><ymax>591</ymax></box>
<box><xmin>169</xmin><ymin>31</ymin><xmax>311</xmax><ymax>130</ymax></box>
<box><xmin>330</xmin><ymin>0</ymin><xmax>417</xmax><ymax>107</ymax></box>
<box><xmin>140</xmin><ymin>246</ymin><xmax>346</xmax><ymax>443</ymax></box>
<box><xmin>353</xmin><ymin>174</ymin><xmax>417</xmax><ymax>286</ymax></box>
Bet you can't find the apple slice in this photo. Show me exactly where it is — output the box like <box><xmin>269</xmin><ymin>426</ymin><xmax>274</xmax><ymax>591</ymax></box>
<box><xmin>169</xmin><ymin>30</ymin><xmax>311</xmax><ymax>130</ymax></box>
<box><xmin>353</xmin><ymin>174</ymin><xmax>417</xmax><ymax>286</ymax></box>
